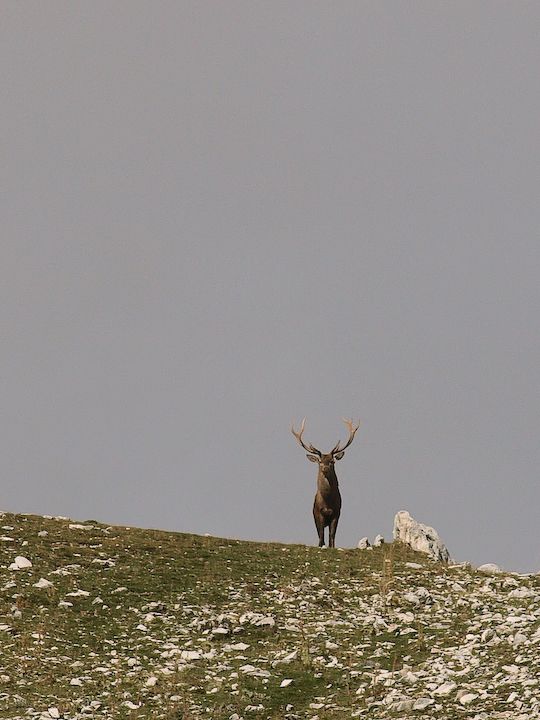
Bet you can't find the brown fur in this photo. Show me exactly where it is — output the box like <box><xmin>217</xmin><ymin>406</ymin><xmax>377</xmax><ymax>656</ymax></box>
<box><xmin>292</xmin><ymin>418</ymin><xmax>359</xmax><ymax>548</ymax></box>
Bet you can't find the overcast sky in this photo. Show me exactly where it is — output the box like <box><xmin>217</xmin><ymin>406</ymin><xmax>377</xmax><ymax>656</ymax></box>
<box><xmin>2</xmin><ymin>2</ymin><xmax>540</xmax><ymax>571</ymax></box>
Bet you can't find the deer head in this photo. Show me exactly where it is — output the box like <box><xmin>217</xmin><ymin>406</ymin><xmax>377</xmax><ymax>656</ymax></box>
<box><xmin>291</xmin><ymin>418</ymin><xmax>360</xmax><ymax>474</ymax></box>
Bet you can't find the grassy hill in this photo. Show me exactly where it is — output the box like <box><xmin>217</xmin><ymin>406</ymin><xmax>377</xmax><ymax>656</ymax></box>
<box><xmin>1</xmin><ymin>512</ymin><xmax>539</xmax><ymax>719</ymax></box>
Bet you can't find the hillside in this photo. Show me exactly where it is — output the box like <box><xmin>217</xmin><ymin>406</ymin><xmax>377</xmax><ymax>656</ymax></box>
<box><xmin>1</xmin><ymin>513</ymin><xmax>539</xmax><ymax>719</ymax></box>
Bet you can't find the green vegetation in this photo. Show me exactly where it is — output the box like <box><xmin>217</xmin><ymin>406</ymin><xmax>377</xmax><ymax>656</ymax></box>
<box><xmin>0</xmin><ymin>513</ymin><xmax>539</xmax><ymax>719</ymax></box>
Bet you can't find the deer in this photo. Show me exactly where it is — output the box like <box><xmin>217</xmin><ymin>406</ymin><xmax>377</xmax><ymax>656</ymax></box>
<box><xmin>291</xmin><ymin>418</ymin><xmax>360</xmax><ymax>548</ymax></box>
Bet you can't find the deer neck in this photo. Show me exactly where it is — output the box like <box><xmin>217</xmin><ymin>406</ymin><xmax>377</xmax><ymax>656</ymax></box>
<box><xmin>317</xmin><ymin>466</ymin><xmax>339</xmax><ymax>495</ymax></box>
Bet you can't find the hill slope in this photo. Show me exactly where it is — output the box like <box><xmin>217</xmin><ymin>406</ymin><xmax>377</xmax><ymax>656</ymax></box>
<box><xmin>1</xmin><ymin>512</ymin><xmax>539</xmax><ymax>719</ymax></box>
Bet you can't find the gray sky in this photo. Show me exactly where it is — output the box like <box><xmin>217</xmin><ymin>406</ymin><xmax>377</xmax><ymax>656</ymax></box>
<box><xmin>2</xmin><ymin>2</ymin><xmax>540</xmax><ymax>571</ymax></box>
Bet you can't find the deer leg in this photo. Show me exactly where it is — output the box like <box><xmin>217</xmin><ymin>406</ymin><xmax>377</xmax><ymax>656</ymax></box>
<box><xmin>313</xmin><ymin>510</ymin><xmax>325</xmax><ymax>547</ymax></box>
<box><xmin>328</xmin><ymin>517</ymin><xmax>339</xmax><ymax>548</ymax></box>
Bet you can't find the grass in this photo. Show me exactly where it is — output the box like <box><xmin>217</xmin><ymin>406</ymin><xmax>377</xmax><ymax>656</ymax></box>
<box><xmin>1</xmin><ymin>512</ymin><xmax>539</xmax><ymax>719</ymax></box>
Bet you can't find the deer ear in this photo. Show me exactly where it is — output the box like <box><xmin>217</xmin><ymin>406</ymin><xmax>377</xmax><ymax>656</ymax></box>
<box><xmin>306</xmin><ymin>454</ymin><xmax>320</xmax><ymax>463</ymax></box>
<box><xmin>333</xmin><ymin>451</ymin><xmax>345</xmax><ymax>461</ymax></box>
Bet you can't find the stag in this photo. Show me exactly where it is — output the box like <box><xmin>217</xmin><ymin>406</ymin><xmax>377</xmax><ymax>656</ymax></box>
<box><xmin>291</xmin><ymin>418</ymin><xmax>360</xmax><ymax>548</ymax></box>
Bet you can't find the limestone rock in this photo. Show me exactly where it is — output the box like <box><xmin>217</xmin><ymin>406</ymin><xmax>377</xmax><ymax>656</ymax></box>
<box><xmin>8</xmin><ymin>556</ymin><xmax>32</xmax><ymax>571</ymax></box>
<box><xmin>477</xmin><ymin>563</ymin><xmax>502</xmax><ymax>575</ymax></box>
<box><xmin>357</xmin><ymin>537</ymin><xmax>371</xmax><ymax>549</ymax></box>
<box><xmin>373</xmin><ymin>534</ymin><xmax>385</xmax><ymax>547</ymax></box>
<box><xmin>393</xmin><ymin>511</ymin><xmax>450</xmax><ymax>563</ymax></box>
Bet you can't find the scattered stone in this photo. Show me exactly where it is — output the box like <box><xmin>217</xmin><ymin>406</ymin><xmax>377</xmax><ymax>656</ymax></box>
<box><xmin>477</xmin><ymin>563</ymin><xmax>502</xmax><ymax>575</ymax></box>
<box><xmin>1</xmin><ymin>511</ymin><xmax>540</xmax><ymax>720</ymax></box>
<box><xmin>509</xmin><ymin>587</ymin><xmax>536</xmax><ymax>599</ymax></box>
<box><xmin>33</xmin><ymin>578</ymin><xmax>54</xmax><ymax>589</ymax></box>
<box><xmin>432</xmin><ymin>681</ymin><xmax>457</xmax><ymax>696</ymax></box>
<box><xmin>8</xmin><ymin>556</ymin><xmax>32</xmax><ymax>570</ymax></box>
<box><xmin>393</xmin><ymin>510</ymin><xmax>450</xmax><ymax>562</ymax></box>
<box><xmin>357</xmin><ymin>537</ymin><xmax>370</xmax><ymax>549</ymax></box>
<box><xmin>458</xmin><ymin>692</ymin><xmax>478</xmax><ymax>705</ymax></box>
<box><xmin>179</xmin><ymin>650</ymin><xmax>201</xmax><ymax>660</ymax></box>
<box><xmin>373</xmin><ymin>534</ymin><xmax>385</xmax><ymax>547</ymax></box>
<box><xmin>123</xmin><ymin>701</ymin><xmax>141</xmax><ymax>709</ymax></box>
<box><xmin>413</xmin><ymin>697</ymin><xmax>434</xmax><ymax>710</ymax></box>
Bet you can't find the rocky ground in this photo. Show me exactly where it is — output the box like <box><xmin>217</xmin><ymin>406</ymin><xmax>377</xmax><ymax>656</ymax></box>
<box><xmin>1</xmin><ymin>511</ymin><xmax>539</xmax><ymax>719</ymax></box>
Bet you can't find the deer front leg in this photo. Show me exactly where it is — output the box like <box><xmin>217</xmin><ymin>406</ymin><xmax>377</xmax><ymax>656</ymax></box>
<box><xmin>313</xmin><ymin>507</ymin><xmax>326</xmax><ymax>547</ymax></box>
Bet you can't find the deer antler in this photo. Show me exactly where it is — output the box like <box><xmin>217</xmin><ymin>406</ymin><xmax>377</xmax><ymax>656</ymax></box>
<box><xmin>331</xmin><ymin>418</ymin><xmax>360</xmax><ymax>455</ymax></box>
<box><xmin>291</xmin><ymin>418</ymin><xmax>322</xmax><ymax>456</ymax></box>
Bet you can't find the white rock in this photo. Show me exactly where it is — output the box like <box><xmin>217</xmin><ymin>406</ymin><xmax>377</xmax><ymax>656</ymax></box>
<box><xmin>280</xmin><ymin>650</ymin><xmax>298</xmax><ymax>663</ymax></box>
<box><xmin>240</xmin><ymin>664</ymin><xmax>257</xmax><ymax>674</ymax></box>
<box><xmin>413</xmin><ymin>697</ymin><xmax>434</xmax><ymax>710</ymax></box>
<box><xmin>509</xmin><ymin>587</ymin><xmax>536</xmax><ymax>599</ymax></box>
<box><xmin>70</xmin><ymin>678</ymin><xmax>83</xmax><ymax>686</ymax></box>
<box><xmin>392</xmin><ymin>699</ymin><xmax>415</xmax><ymax>712</ymax></box>
<box><xmin>280</xmin><ymin>679</ymin><xmax>293</xmax><ymax>687</ymax></box>
<box><xmin>255</xmin><ymin>616</ymin><xmax>275</xmax><ymax>627</ymax></box>
<box><xmin>432</xmin><ymin>681</ymin><xmax>457</xmax><ymax>696</ymax></box>
<box><xmin>477</xmin><ymin>563</ymin><xmax>502</xmax><ymax>575</ymax></box>
<box><xmin>33</xmin><ymin>578</ymin><xmax>54</xmax><ymax>589</ymax></box>
<box><xmin>212</xmin><ymin>627</ymin><xmax>229</xmax><ymax>635</ymax></box>
<box><xmin>9</xmin><ymin>556</ymin><xmax>32</xmax><ymax>570</ymax></box>
<box><xmin>481</xmin><ymin>628</ymin><xmax>495</xmax><ymax>643</ymax></box>
<box><xmin>459</xmin><ymin>693</ymin><xmax>478</xmax><ymax>705</ymax></box>
<box><xmin>357</xmin><ymin>537</ymin><xmax>371</xmax><ymax>549</ymax></box>
<box><xmin>179</xmin><ymin>650</ymin><xmax>201</xmax><ymax>660</ymax></box>
<box><xmin>373</xmin><ymin>534</ymin><xmax>385</xmax><ymax>547</ymax></box>
<box><xmin>47</xmin><ymin>709</ymin><xmax>60</xmax><ymax>719</ymax></box>
<box><xmin>224</xmin><ymin>642</ymin><xmax>250</xmax><ymax>652</ymax></box>
<box><xmin>393</xmin><ymin>511</ymin><xmax>449</xmax><ymax>562</ymax></box>
<box><xmin>145</xmin><ymin>676</ymin><xmax>158</xmax><ymax>687</ymax></box>
<box><xmin>403</xmin><ymin>587</ymin><xmax>432</xmax><ymax>606</ymax></box>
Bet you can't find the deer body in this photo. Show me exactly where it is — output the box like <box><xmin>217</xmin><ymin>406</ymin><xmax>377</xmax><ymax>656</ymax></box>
<box><xmin>313</xmin><ymin>461</ymin><xmax>342</xmax><ymax>547</ymax></box>
<box><xmin>292</xmin><ymin>418</ymin><xmax>359</xmax><ymax>548</ymax></box>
